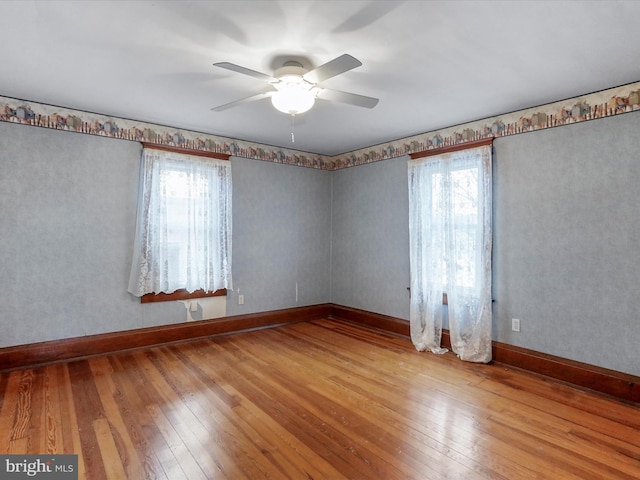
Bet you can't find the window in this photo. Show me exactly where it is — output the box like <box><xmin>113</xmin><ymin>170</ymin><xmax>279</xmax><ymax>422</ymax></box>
<box><xmin>428</xmin><ymin>163</ymin><xmax>481</xmax><ymax>292</ymax></box>
<box><xmin>408</xmin><ymin>140</ymin><xmax>492</xmax><ymax>362</ymax></box>
<box><xmin>128</xmin><ymin>146</ymin><xmax>232</xmax><ymax>297</ymax></box>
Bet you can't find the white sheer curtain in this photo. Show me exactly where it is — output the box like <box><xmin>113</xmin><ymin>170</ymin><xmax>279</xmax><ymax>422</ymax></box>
<box><xmin>128</xmin><ymin>148</ymin><xmax>232</xmax><ymax>296</ymax></box>
<box><xmin>408</xmin><ymin>144</ymin><xmax>492</xmax><ymax>363</ymax></box>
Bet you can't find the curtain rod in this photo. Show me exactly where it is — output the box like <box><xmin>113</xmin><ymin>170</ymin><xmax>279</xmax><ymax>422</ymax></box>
<box><xmin>141</xmin><ymin>142</ymin><xmax>231</xmax><ymax>160</ymax></box>
<box><xmin>409</xmin><ymin>137</ymin><xmax>494</xmax><ymax>160</ymax></box>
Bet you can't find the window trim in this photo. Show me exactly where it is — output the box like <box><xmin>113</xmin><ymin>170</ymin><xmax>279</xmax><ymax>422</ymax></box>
<box><xmin>409</xmin><ymin>137</ymin><xmax>493</xmax><ymax>160</ymax></box>
<box><xmin>141</xmin><ymin>288</ymin><xmax>227</xmax><ymax>304</ymax></box>
<box><xmin>129</xmin><ymin>143</ymin><xmax>232</xmax><ymax>299</ymax></box>
<box><xmin>141</xmin><ymin>142</ymin><xmax>231</xmax><ymax>161</ymax></box>
<box><xmin>409</xmin><ymin>138</ymin><xmax>493</xmax><ymax>305</ymax></box>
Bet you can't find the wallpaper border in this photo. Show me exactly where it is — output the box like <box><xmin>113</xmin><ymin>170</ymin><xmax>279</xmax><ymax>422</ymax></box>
<box><xmin>0</xmin><ymin>96</ymin><xmax>327</xmax><ymax>169</ymax></box>
<box><xmin>2</xmin><ymin>80</ymin><xmax>639</xmax><ymax>170</ymax></box>
<box><xmin>329</xmin><ymin>81</ymin><xmax>640</xmax><ymax>170</ymax></box>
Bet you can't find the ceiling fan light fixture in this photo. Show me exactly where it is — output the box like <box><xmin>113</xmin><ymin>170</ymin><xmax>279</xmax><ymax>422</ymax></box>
<box><xmin>212</xmin><ymin>55</ymin><xmax>379</xmax><ymax>115</ymax></box>
<box><xmin>271</xmin><ymin>75</ymin><xmax>316</xmax><ymax>115</ymax></box>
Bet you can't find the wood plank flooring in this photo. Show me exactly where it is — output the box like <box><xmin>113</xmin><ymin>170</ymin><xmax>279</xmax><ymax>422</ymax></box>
<box><xmin>0</xmin><ymin>318</ymin><xmax>638</xmax><ymax>479</ymax></box>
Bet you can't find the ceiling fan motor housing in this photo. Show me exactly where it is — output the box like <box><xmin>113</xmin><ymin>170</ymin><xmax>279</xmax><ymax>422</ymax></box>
<box><xmin>273</xmin><ymin>63</ymin><xmax>310</xmax><ymax>86</ymax></box>
<box><xmin>274</xmin><ymin>61</ymin><xmax>308</xmax><ymax>78</ymax></box>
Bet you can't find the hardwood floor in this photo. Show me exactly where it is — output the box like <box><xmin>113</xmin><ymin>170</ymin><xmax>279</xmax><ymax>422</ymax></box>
<box><xmin>1</xmin><ymin>319</ymin><xmax>638</xmax><ymax>479</ymax></box>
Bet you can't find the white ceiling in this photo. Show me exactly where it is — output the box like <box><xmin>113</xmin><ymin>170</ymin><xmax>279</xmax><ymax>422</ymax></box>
<box><xmin>2</xmin><ymin>0</ymin><xmax>640</xmax><ymax>156</ymax></box>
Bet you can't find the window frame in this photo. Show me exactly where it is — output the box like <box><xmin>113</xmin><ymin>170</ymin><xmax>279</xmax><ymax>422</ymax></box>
<box><xmin>135</xmin><ymin>143</ymin><xmax>231</xmax><ymax>303</ymax></box>
<box><xmin>427</xmin><ymin>162</ymin><xmax>482</xmax><ymax>294</ymax></box>
<box><xmin>409</xmin><ymin>138</ymin><xmax>493</xmax><ymax>303</ymax></box>
<box><xmin>141</xmin><ymin>288</ymin><xmax>227</xmax><ymax>303</ymax></box>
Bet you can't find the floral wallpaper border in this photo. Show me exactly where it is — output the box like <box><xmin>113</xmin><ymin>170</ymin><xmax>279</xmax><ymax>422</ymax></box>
<box><xmin>2</xmin><ymin>80</ymin><xmax>640</xmax><ymax>171</ymax></box>
<box><xmin>0</xmin><ymin>97</ymin><xmax>327</xmax><ymax>169</ymax></box>
<box><xmin>329</xmin><ymin>80</ymin><xmax>640</xmax><ymax>170</ymax></box>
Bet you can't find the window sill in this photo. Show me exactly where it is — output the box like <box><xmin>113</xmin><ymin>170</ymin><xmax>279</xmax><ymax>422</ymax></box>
<box><xmin>141</xmin><ymin>288</ymin><xmax>227</xmax><ymax>304</ymax></box>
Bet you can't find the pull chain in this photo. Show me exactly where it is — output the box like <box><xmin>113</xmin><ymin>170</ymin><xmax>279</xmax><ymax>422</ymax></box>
<box><xmin>290</xmin><ymin>114</ymin><xmax>295</xmax><ymax>143</ymax></box>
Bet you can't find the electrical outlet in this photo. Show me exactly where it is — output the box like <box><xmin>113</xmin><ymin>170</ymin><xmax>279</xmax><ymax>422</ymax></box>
<box><xmin>238</xmin><ymin>294</ymin><xmax>244</xmax><ymax>305</ymax></box>
<box><xmin>511</xmin><ymin>318</ymin><xmax>521</xmax><ymax>332</ymax></box>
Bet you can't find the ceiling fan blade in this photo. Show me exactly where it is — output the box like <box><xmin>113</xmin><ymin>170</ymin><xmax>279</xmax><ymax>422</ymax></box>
<box><xmin>211</xmin><ymin>89</ymin><xmax>274</xmax><ymax>112</ymax></box>
<box><xmin>303</xmin><ymin>54</ymin><xmax>362</xmax><ymax>84</ymax></box>
<box><xmin>317</xmin><ymin>88</ymin><xmax>379</xmax><ymax>109</ymax></box>
<box><xmin>213</xmin><ymin>62</ymin><xmax>277</xmax><ymax>82</ymax></box>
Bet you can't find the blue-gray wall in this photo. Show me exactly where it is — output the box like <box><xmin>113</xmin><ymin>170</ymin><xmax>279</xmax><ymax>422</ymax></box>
<box><xmin>492</xmin><ymin>112</ymin><xmax>640</xmax><ymax>375</ymax></box>
<box><xmin>330</xmin><ymin>112</ymin><xmax>640</xmax><ymax>376</ymax></box>
<box><xmin>0</xmin><ymin>122</ymin><xmax>331</xmax><ymax>347</ymax></box>
<box><xmin>0</xmin><ymin>122</ymin><xmax>185</xmax><ymax>347</ymax></box>
<box><xmin>227</xmin><ymin>157</ymin><xmax>331</xmax><ymax>315</ymax></box>
<box><xmin>2</xmin><ymin>111</ymin><xmax>640</xmax><ymax>377</ymax></box>
<box><xmin>330</xmin><ymin>157</ymin><xmax>410</xmax><ymax>320</ymax></box>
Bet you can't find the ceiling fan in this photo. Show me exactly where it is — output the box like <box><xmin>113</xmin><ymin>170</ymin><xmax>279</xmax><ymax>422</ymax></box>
<box><xmin>211</xmin><ymin>54</ymin><xmax>379</xmax><ymax>115</ymax></box>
